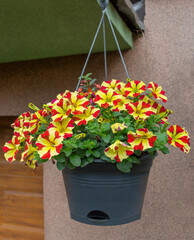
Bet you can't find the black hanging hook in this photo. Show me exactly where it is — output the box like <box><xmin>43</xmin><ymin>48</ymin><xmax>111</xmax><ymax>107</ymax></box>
<box><xmin>99</xmin><ymin>0</ymin><xmax>109</xmax><ymax>10</ymax></box>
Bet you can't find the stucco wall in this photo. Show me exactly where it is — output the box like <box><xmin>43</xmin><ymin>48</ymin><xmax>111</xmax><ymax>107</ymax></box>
<box><xmin>0</xmin><ymin>0</ymin><xmax>193</xmax><ymax>239</ymax></box>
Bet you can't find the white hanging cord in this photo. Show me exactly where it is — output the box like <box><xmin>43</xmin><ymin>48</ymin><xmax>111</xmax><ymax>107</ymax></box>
<box><xmin>104</xmin><ymin>8</ymin><xmax>130</xmax><ymax>79</ymax></box>
<box><xmin>76</xmin><ymin>10</ymin><xmax>105</xmax><ymax>91</ymax></box>
<box><xmin>76</xmin><ymin>0</ymin><xmax>130</xmax><ymax>91</ymax></box>
<box><xmin>103</xmin><ymin>16</ymin><xmax>108</xmax><ymax>82</ymax></box>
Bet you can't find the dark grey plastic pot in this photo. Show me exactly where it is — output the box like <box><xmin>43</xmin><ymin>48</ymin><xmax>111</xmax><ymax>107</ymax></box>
<box><xmin>62</xmin><ymin>153</ymin><xmax>155</xmax><ymax>226</ymax></box>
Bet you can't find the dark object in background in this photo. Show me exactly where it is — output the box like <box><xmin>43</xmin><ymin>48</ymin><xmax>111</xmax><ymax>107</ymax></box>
<box><xmin>110</xmin><ymin>0</ymin><xmax>145</xmax><ymax>32</ymax></box>
<box><xmin>130</xmin><ymin>0</ymin><xmax>145</xmax><ymax>22</ymax></box>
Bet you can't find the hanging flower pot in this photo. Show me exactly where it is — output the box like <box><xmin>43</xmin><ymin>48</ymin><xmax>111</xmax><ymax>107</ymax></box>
<box><xmin>62</xmin><ymin>153</ymin><xmax>155</xmax><ymax>226</ymax></box>
<box><xmin>3</xmin><ymin>76</ymin><xmax>190</xmax><ymax>226</ymax></box>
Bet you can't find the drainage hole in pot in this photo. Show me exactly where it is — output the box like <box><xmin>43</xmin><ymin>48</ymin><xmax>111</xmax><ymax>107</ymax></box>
<box><xmin>87</xmin><ymin>210</ymin><xmax>109</xmax><ymax>223</ymax></box>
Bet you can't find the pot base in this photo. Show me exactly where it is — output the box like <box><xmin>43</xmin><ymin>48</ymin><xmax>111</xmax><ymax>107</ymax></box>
<box><xmin>71</xmin><ymin>212</ymin><xmax>141</xmax><ymax>226</ymax></box>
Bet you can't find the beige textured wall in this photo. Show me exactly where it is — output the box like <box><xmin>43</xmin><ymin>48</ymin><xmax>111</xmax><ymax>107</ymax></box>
<box><xmin>0</xmin><ymin>0</ymin><xmax>193</xmax><ymax>239</ymax></box>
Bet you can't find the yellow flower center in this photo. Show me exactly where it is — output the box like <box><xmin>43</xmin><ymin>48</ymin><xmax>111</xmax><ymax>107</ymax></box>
<box><xmin>106</xmin><ymin>96</ymin><xmax>112</xmax><ymax>103</ymax></box>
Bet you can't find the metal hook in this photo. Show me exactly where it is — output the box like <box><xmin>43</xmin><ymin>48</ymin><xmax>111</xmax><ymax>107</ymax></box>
<box><xmin>99</xmin><ymin>0</ymin><xmax>109</xmax><ymax>10</ymax></box>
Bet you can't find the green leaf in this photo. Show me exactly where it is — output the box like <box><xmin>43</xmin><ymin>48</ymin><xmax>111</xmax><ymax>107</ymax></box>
<box><xmin>63</xmin><ymin>148</ymin><xmax>72</xmax><ymax>157</ymax></box>
<box><xmin>100</xmin><ymin>154</ymin><xmax>116</xmax><ymax>162</ymax></box>
<box><xmin>86</xmin><ymin>73</ymin><xmax>92</xmax><ymax>77</ymax></box>
<box><xmin>90</xmin><ymin>79</ymin><xmax>97</xmax><ymax>85</ymax></box>
<box><xmin>148</xmin><ymin>150</ymin><xmax>157</xmax><ymax>159</ymax></box>
<box><xmin>148</xmin><ymin>147</ymin><xmax>157</xmax><ymax>153</ymax></box>
<box><xmin>134</xmin><ymin>150</ymin><xmax>142</xmax><ymax>156</ymax></box>
<box><xmin>67</xmin><ymin>161</ymin><xmax>76</xmax><ymax>169</ymax></box>
<box><xmin>160</xmin><ymin>146</ymin><xmax>169</xmax><ymax>154</ymax></box>
<box><xmin>155</xmin><ymin>132</ymin><xmax>168</xmax><ymax>144</ymax></box>
<box><xmin>116</xmin><ymin>161</ymin><xmax>133</xmax><ymax>173</ymax></box>
<box><xmin>86</xmin><ymin>150</ymin><xmax>92</xmax><ymax>157</ymax></box>
<box><xmin>130</xmin><ymin>156</ymin><xmax>140</xmax><ymax>164</ymax></box>
<box><xmin>57</xmin><ymin>161</ymin><xmax>66</xmax><ymax>170</ymax></box>
<box><xmin>92</xmin><ymin>150</ymin><xmax>100</xmax><ymax>158</ymax></box>
<box><xmin>53</xmin><ymin>153</ymin><xmax>66</xmax><ymax>162</ymax></box>
<box><xmin>100</xmin><ymin>155</ymin><xmax>110</xmax><ymax>161</ymax></box>
<box><xmin>69</xmin><ymin>154</ymin><xmax>81</xmax><ymax>167</ymax></box>
<box><xmin>80</xmin><ymin>159</ymin><xmax>90</xmax><ymax>168</ymax></box>
<box><xmin>37</xmin><ymin>158</ymin><xmax>48</xmax><ymax>165</ymax></box>
<box><xmin>102</xmin><ymin>134</ymin><xmax>111</xmax><ymax>143</ymax></box>
<box><xmin>112</xmin><ymin>112</ymin><xmax>121</xmax><ymax>117</ymax></box>
<box><xmin>101</xmin><ymin>122</ymin><xmax>111</xmax><ymax>132</ymax></box>
<box><xmin>87</xmin><ymin>156</ymin><xmax>94</xmax><ymax>163</ymax></box>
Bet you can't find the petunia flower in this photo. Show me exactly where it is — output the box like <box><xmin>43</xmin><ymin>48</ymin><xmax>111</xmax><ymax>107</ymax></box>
<box><xmin>21</xmin><ymin>136</ymin><xmax>37</xmax><ymax>162</ymax></box>
<box><xmin>73</xmin><ymin>106</ymin><xmax>100</xmax><ymax>126</ymax></box>
<box><xmin>111</xmin><ymin>123</ymin><xmax>127</xmax><ymax>134</ymax></box>
<box><xmin>25</xmin><ymin>157</ymin><xmax>38</xmax><ymax>169</ymax></box>
<box><xmin>36</xmin><ymin>130</ymin><xmax>63</xmax><ymax>159</ymax></box>
<box><xmin>147</xmin><ymin>82</ymin><xmax>167</xmax><ymax>102</ymax></box>
<box><xmin>167</xmin><ymin>125</ymin><xmax>190</xmax><ymax>153</ymax></box>
<box><xmin>48</xmin><ymin>118</ymin><xmax>74</xmax><ymax>138</ymax></box>
<box><xmin>29</xmin><ymin>109</ymin><xmax>49</xmax><ymax>134</ymax></box>
<box><xmin>104</xmin><ymin>140</ymin><xmax>134</xmax><ymax>162</ymax></box>
<box><xmin>115</xmin><ymin>82</ymin><xmax>127</xmax><ymax>96</ymax></box>
<box><xmin>64</xmin><ymin>92</ymin><xmax>89</xmax><ymax>115</ymax></box>
<box><xmin>124</xmin><ymin>81</ymin><xmax>146</xmax><ymax>98</ymax></box>
<box><xmin>126</xmin><ymin>101</ymin><xmax>156</xmax><ymax>120</ymax></box>
<box><xmin>3</xmin><ymin>136</ymin><xmax>20</xmax><ymax>163</ymax></box>
<box><xmin>98</xmin><ymin>117</ymin><xmax>111</xmax><ymax>124</ymax></box>
<box><xmin>148</xmin><ymin>99</ymin><xmax>172</xmax><ymax>123</ymax></box>
<box><xmin>112</xmin><ymin>96</ymin><xmax>131</xmax><ymax>112</ymax></box>
<box><xmin>44</xmin><ymin>90</ymin><xmax>70</xmax><ymax>112</ymax></box>
<box><xmin>101</xmin><ymin>79</ymin><xmax>121</xmax><ymax>91</ymax></box>
<box><xmin>127</xmin><ymin>129</ymin><xmax>157</xmax><ymax>151</ymax></box>
<box><xmin>51</xmin><ymin>98</ymin><xmax>72</xmax><ymax>122</ymax></box>
<box><xmin>21</xmin><ymin>136</ymin><xmax>38</xmax><ymax>169</ymax></box>
<box><xmin>140</xmin><ymin>95</ymin><xmax>172</xmax><ymax>123</ymax></box>
<box><xmin>74</xmin><ymin>133</ymin><xmax>86</xmax><ymax>140</ymax></box>
<box><xmin>11</xmin><ymin>112</ymin><xmax>32</xmax><ymax>141</ymax></box>
<box><xmin>94</xmin><ymin>89</ymin><xmax>122</xmax><ymax>108</ymax></box>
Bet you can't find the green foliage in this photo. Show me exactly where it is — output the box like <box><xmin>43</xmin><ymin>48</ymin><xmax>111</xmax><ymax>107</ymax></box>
<box><xmin>101</xmin><ymin>122</ymin><xmax>111</xmax><ymax>132</ymax></box>
<box><xmin>69</xmin><ymin>153</ymin><xmax>81</xmax><ymax>167</ymax></box>
<box><xmin>54</xmin><ymin>153</ymin><xmax>66</xmax><ymax>162</ymax></box>
<box><xmin>57</xmin><ymin>161</ymin><xmax>66</xmax><ymax>171</ymax></box>
<box><xmin>102</xmin><ymin>134</ymin><xmax>111</xmax><ymax>143</ymax></box>
<box><xmin>116</xmin><ymin>160</ymin><xmax>133</xmax><ymax>173</ymax></box>
<box><xmin>92</xmin><ymin>150</ymin><xmax>100</xmax><ymax>158</ymax></box>
<box><xmin>160</xmin><ymin>146</ymin><xmax>169</xmax><ymax>154</ymax></box>
<box><xmin>33</xmin><ymin>152</ymin><xmax>48</xmax><ymax>165</ymax></box>
<box><xmin>67</xmin><ymin>161</ymin><xmax>76</xmax><ymax>169</ymax></box>
<box><xmin>80</xmin><ymin>159</ymin><xmax>90</xmax><ymax>168</ymax></box>
<box><xmin>130</xmin><ymin>156</ymin><xmax>140</xmax><ymax>164</ymax></box>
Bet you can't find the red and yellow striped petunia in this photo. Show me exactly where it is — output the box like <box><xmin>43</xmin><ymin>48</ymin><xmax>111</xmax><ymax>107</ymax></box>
<box><xmin>124</xmin><ymin>81</ymin><xmax>146</xmax><ymax>98</ymax></box>
<box><xmin>51</xmin><ymin>98</ymin><xmax>72</xmax><ymax>122</ymax></box>
<box><xmin>3</xmin><ymin>136</ymin><xmax>20</xmax><ymax>163</ymax></box>
<box><xmin>111</xmin><ymin>123</ymin><xmax>127</xmax><ymax>134</ymax></box>
<box><xmin>167</xmin><ymin>125</ymin><xmax>190</xmax><ymax>153</ymax></box>
<box><xmin>147</xmin><ymin>82</ymin><xmax>167</xmax><ymax>102</ymax></box>
<box><xmin>11</xmin><ymin>112</ymin><xmax>32</xmax><ymax>141</ymax></box>
<box><xmin>73</xmin><ymin>106</ymin><xmax>100</xmax><ymax>126</ymax></box>
<box><xmin>104</xmin><ymin>140</ymin><xmax>134</xmax><ymax>162</ymax></box>
<box><xmin>112</xmin><ymin>96</ymin><xmax>131</xmax><ymax>112</ymax></box>
<box><xmin>127</xmin><ymin>129</ymin><xmax>157</xmax><ymax>151</ymax></box>
<box><xmin>36</xmin><ymin>130</ymin><xmax>63</xmax><ymax>159</ymax></box>
<box><xmin>64</xmin><ymin>92</ymin><xmax>89</xmax><ymax>115</ymax></box>
<box><xmin>48</xmin><ymin>118</ymin><xmax>74</xmax><ymax>138</ymax></box>
<box><xmin>126</xmin><ymin>101</ymin><xmax>156</xmax><ymax>120</ymax></box>
<box><xmin>101</xmin><ymin>79</ymin><xmax>121</xmax><ymax>91</ymax></box>
<box><xmin>94</xmin><ymin>89</ymin><xmax>122</xmax><ymax>108</ymax></box>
